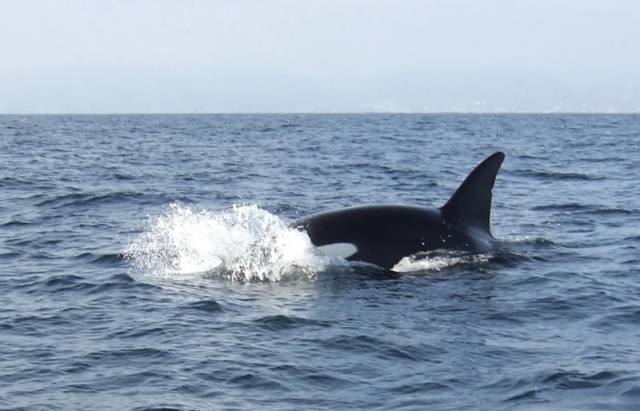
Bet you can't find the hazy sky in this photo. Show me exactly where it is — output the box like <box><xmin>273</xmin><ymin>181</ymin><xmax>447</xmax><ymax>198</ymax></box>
<box><xmin>1</xmin><ymin>0</ymin><xmax>639</xmax><ymax>112</ymax></box>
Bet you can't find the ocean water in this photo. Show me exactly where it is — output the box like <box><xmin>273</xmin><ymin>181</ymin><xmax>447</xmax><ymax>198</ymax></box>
<box><xmin>1</xmin><ymin>113</ymin><xmax>639</xmax><ymax>410</ymax></box>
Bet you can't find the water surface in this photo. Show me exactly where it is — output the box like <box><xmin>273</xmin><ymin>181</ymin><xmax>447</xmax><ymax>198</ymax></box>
<box><xmin>1</xmin><ymin>114</ymin><xmax>639</xmax><ymax>410</ymax></box>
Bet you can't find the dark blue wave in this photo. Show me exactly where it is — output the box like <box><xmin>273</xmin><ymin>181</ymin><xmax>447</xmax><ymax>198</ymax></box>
<box><xmin>532</xmin><ymin>203</ymin><xmax>634</xmax><ymax>215</ymax></box>
<box><xmin>182</xmin><ymin>300</ymin><xmax>224</xmax><ymax>313</ymax></box>
<box><xmin>73</xmin><ymin>252</ymin><xmax>125</xmax><ymax>265</ymax></box>
<box><xmin>254</xmin><ymin>315</ymin><xmax>332</xmax><ymax>331</ymax></box>
<box><xmin>34</xmin><ymin>192</ymin><xmax>151</xmax><ymax>209</ymax></box>
<box><xmin>520</xmin><ymin>170</ymin><xmax>606</xmax><ymax>181</ymax></box>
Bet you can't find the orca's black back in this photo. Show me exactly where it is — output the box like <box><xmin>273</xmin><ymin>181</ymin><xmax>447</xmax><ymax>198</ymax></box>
<box><xmin>293</xmin><ymin>205</ymin><xmax>481</xmax><ymax>269</ymax></box>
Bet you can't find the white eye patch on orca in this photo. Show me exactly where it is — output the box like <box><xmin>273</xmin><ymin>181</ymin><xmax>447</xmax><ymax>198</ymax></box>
<box><xmin>317</xmin><ymin>243</ymin><xmax>358</xmax><ymax>259</ymax></box>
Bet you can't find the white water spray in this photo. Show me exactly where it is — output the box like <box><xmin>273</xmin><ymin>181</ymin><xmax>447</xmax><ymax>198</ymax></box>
<box><xmin>124</xmin><ymin>203</ymin><xmax>329</xmax><ymax>282</ymax></box>
<box><xmin>392</xmin><ymin>250</ymin><xmax>491</xmax><ymax>273</ymax></box>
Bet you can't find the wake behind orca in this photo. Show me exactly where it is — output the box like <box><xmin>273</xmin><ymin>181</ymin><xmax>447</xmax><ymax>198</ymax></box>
<box><xmin>292</xmin><ymin>152</ymin><xmax>505</xmax><ymax>271</ymax></box>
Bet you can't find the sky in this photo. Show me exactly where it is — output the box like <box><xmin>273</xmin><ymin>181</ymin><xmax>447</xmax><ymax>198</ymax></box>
<box><xmin>1</xmin><ymin>0</ymin><xmax>639</xmax><ymax>113</ymax></box>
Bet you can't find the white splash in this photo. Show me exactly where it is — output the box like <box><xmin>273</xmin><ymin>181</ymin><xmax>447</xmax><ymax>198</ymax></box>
<box><xmin>392</xmin><ymin>250</ymin><xmax>491</xmax><ymax>273</ymax></box>
<box><xmin>124</xmin><ymin>203</ymin><xmax>329</xmax><ymax>282</ymax></box>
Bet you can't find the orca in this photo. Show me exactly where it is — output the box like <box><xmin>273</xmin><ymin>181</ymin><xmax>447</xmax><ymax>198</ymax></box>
<box><xmin>291</xmin><ymin>152</ymin><xmax>505</xmax><ymax>271</ymax></box>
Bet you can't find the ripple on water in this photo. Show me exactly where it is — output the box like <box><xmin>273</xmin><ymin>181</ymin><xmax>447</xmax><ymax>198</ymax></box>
<box><xmin>181</xmin><ymin>300</ymin><xmax>224</xmax><ymax>313</ymax></box>
<box><xmin>253</xmin><ymin>314</ymin><xmax>332</xmax><ymax>331</ymax></box>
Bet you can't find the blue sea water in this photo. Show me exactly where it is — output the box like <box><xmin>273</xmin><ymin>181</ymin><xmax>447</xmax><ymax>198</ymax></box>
<box><xmin>1</xmin><ymin>113</ymin><xmax>639</xmax><ymax>410</ymax></box>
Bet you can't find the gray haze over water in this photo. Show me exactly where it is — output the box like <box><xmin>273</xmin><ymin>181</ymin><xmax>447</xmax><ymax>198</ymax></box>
<box><xmin>1</xmin><ymin>0</ymin><xmax>639</xmax><ymax>113</ymax></box>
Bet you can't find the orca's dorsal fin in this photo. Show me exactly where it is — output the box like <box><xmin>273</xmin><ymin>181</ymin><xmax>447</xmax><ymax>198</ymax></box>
<box><xmin>441</xmin><ymin>152</ymin><xmax>505</xmax><ymax>234</ymax></box>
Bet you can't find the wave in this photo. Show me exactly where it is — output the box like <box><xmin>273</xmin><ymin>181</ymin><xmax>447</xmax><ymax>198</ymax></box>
<box><xmin>514</xmin><ymin>170</ymin><xmax>604</xmax><ymax>181</ymax></box>
<box><xmin>538</xmin><ymin>171</ymin><xmax>605</xmax><ymax>181</ymax></box>
<box><xmin>73</xmin><ymin>252</ymin><xmax>124</xmax><ymax>265</ymax></box>
<box><xmin>34</xmin><ymin>192</ymin><xmax>152</xmax><ymax>209</ymax></box>
<box><xmin>0</xmin><ymin>220</ymin><xmax>31</xmax><ymax>228</ymax></box>
<box><xmin>253</xmin><ymin>314</ymin><xmax>331</xmax><ymax>331</ymax></box>
<box><xmin>532</xmin><ymin>203</ymin><xmax>635</xmax><ymax>216</ymax></box>
<box><xmin>124</xmin><ymin>203</ymin><xmax>330</xmax><ymax>282</ymax></box>
<box><xmin>181</xmin><ymin>299</ymin><xmax>224</xmax><ymax>313</ymax></box>
<box><xmin>37</xmin><ymin>273</ymin><xmax>148</xmax><ymax>295</ymax></box>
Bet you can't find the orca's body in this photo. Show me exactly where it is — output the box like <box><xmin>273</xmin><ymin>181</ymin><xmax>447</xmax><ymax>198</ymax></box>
<box><xmin>292</xmin><ymin>152</ymin><xmax>505</xmax><ymax>270</ymax></box>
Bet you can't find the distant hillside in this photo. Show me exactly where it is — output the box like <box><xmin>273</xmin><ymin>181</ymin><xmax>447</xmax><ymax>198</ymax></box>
<box><xmin>1</xmin><ymin>66</ymin><xmax>639</xmax><ymax>113</ymax></box>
